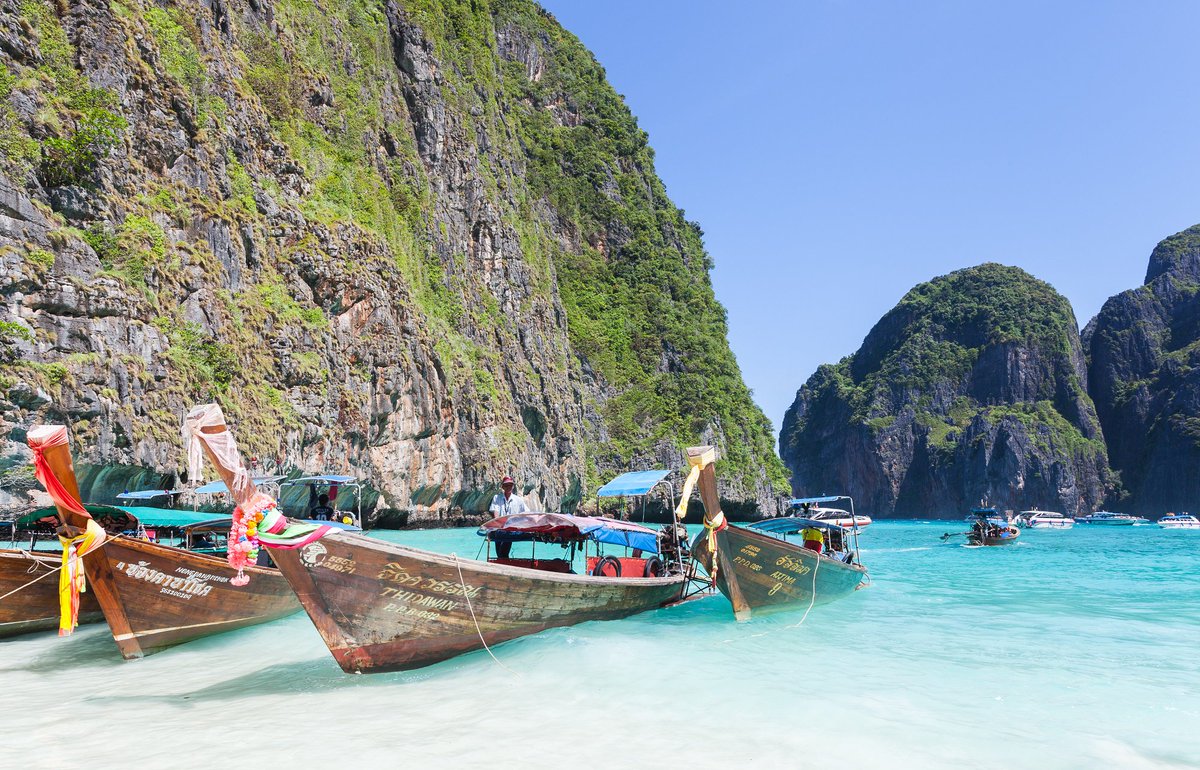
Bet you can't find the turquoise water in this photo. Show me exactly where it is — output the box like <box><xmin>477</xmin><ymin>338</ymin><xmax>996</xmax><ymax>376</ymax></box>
<box><xmin>4</xmin><ymin>522</ymin><xmax>1198</xmax><ymax>768</ymax></box>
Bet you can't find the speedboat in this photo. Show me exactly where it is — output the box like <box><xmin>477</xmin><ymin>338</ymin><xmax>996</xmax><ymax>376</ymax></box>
<box><xmin>1076</xmin><ymin>511</ymin><xmax>1141</xmax><ymax>526</ymax></box>
<box><xmin>1159</xmin><ymin>513</ymin><xmax>1200</xmax><ymax>529</ymax></box>
<box><xmin>1020</xmin><ymin>510</ymin><xmax>1074</xmax><ymax>529</ymax></box>
<box><xmin>805</xmin><ymin>506</ymin><xmax>872</xmax><ymax>530</ymax></box>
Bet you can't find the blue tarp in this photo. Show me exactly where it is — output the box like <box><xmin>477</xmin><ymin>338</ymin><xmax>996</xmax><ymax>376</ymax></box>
<box><xmin>597</xmin><ymin>470</ymin><xmax>670</xmax><ymax>498</ymax></box>
<box><xmin>750</xmin><ymin>517</ymin><xmax>845</xmax><ymax>536</ymax></box>
<box><xmin>286</xmin><ymin>475</ymin><xmax>358</xmax><ymax>485</ymax></box>
<box><xmin>194</xmin><ymin>476</ymin><xmax>286</xmax><ymax>495</ymax></box>
<box><xmin>116</xmin><ymin>489</ymin><xmax>180</xmax><ymax>500</ymax></box>
<box><xmin>789</xmin><ymin>495</ymin><xmax>848</xmax><ymax>506</ymax></box>
<box><xmin>479</xmin><ymin>513</ymin><xmax>661</xmax><ymax>554</ymax></box>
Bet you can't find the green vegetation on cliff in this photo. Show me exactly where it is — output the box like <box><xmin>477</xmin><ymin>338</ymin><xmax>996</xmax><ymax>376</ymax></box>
<box><xmin>781</xmin><ymin>263</ymin><xmax>1109</xmax><ymax>516</ymax></box>
<box><xmin>3</xmin><ymin>0</ymin><xmax>785</xmax><ymax>506</ymax></box>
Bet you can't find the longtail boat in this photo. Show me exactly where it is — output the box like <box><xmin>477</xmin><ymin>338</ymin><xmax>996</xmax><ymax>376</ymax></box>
<box><xmin>0</xmin><ymin>504</ymin><xmax>135</xmax><ymax>639</ymax></box>
<box><xmin>967</xmin><ymin>507</ymin><xmax>1020</xmax><ymax>546</ymax></box>
<box><xmin>186</xmin><ymin>403</ymin><xmax>691</xmax><ymax>673</ymax></box>
<box><xmin>26</xmin><ymin>425</ymin><xmax>300</xmax><ymax>657</ymax></box>
<box><xmin>683</xmin><ymin>447</ymin><xmax>868</xmax><ymax>620</ymax></box>
<box><xmin>0</xmin><ymin>549</ymin><xmax>103</xmax><ymax>638</ymax></box>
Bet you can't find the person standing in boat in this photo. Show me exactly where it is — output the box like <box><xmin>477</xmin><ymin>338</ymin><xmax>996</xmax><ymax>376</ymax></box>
<box><xmin>489</xmin><ymin>476</ymin><xmax>528</xmax><ymax>560</ymax></box>
<box><xmin>489</xmin><ymin>476</ymin><xmax>529</xmax><ymax>517</ymax></box>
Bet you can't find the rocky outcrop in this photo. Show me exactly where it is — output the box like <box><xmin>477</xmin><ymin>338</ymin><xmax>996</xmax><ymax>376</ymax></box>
<box><xmin>0</xmin><ymin>0</ymin><xmax>786</xmax><ymax>522</ymax></box>
<box><xmin>1085</xmin><ymin>224</ymin><xmax>1200</xmax><ymax>514</ymax></box>
<box><xmin>780</xmin><ymin>264</ymin><xmax>1110</xmax><ymax>518</ymax></box>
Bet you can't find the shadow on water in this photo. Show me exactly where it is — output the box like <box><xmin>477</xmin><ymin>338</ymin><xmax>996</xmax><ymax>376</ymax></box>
<box><xmin>0</xmin><ymin>627</ymin><xmax>124</xmax><ymax>673</ymax></box>
<box><xmin>84</xmin><ymin>658</ymin><xmax>428</xmax><ymax>706</ymax></box>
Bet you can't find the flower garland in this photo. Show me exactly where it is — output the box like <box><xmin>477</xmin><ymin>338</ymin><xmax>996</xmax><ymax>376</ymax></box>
<box><xmin>228</xmin><ymin>491</ymin><xmax>285</xmax><ymax>586</ymax></box>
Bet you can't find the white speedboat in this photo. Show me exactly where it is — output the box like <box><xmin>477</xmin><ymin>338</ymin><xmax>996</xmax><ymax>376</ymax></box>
<box><xmin>788</xmin><ymin>496</ymin><xmax>870</xmax><ymax>531</ymax></box>
<box><xmin>807</xmin><ymin>507</ymin><xmax>872</xmax><ymax>530</ymax></box>
<box><xmin>1159</xmin><ymin>513</ymin><xmax>1200</xmax><ymax>529</ymax></box>
<box><xmin>1020</xmin><ymin>510</ymin><xmax>1074</xmax><ymax>529</ymax></box>
<box><xmin>1076</xmin><ymin>511</ymin><xmax>1143</xmax><ymax>526</ymax></box>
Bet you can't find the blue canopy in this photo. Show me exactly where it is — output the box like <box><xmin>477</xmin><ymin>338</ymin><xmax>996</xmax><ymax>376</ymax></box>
<box><xmin>789</xmin><ymin>495</ymin><xmax>849</xmax><ymax>506</ymax></box>
<box><xmin>597</xmin><ymin>470</ymin><xmax>670</xmax><ymax>498</ymax></box>
<box><xmin>117</xmin><ymin>489</ymin><xmax>181</xmax><ymax>500</ymax></box>
<box><xmin>750</xmin><ymin>517</ymin><xmax>845</xmax><ymax>536</ymax></box>
<box><xmin>479</xmin><ymin>513</ymin><xmax>661</xmax><ymax>554</ymax></box>
<box><xmin>286</xmin><ymin>475</ymin><xmax>358</xmax><ymax>485</ymax></box>
<box><xmin>194</xmin><ymin>476</ymin><xmax>286</xmax><ymax>495</ymax></box>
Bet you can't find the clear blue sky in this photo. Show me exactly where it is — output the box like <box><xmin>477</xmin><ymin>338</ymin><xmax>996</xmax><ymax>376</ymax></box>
<box><xmin>540</xmin><ymin>0</ymin><xmax>1200</xmax><ymax>436</ymax></box>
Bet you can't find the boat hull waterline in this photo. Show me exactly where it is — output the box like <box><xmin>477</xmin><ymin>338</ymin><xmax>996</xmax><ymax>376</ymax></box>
<box><xmin>270</xmin><ymin>532</ymin><xmax>688</xmax><ymax>673</ymax></box>
<box><xmin>0</xmin><ymin>549</ymin><xmax>104</xmax><ymax>638</ymax></box>
<box><xmin>84</xmin><ymin>536</ymin><xmax>300</xmax><ymax>658</ymax></box>
<box><xmin>691</xmin><ymin>525</ymin><xmax>866</xmax><ymax>621</ymax></box>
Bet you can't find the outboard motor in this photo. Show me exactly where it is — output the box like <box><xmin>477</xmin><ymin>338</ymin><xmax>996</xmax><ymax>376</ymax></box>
<box><xmin>658</xmin><ymin>522</ymin><xmax>690</xmax><ymax>572</ymax></box>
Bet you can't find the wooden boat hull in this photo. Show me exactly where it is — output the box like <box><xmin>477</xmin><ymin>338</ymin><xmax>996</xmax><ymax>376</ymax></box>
<box><xmin>269</xmin><ymin>532</ymin><xmax>688</xmax><ymax>673</ymax></box>
<box><xmin>970</xmin><ymin>533</ymin><xmax>1020</xmax><ymax>546</ymax></box>
<box><xmin>0</xmin><ymin>549</ymin><xmax>103</xmax><ymax>638</ymax></box>
<box><xmin>691</xmin><ymin>524</ymin><xmax>866</xmax><ymax>621</ymax></box>
<box><xmin>83</xmin><ymin>536</ymin><xmax>300</xmax><ymax>658</ymax></box>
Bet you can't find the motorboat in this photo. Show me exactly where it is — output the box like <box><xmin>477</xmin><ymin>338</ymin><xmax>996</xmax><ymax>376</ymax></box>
<box><xmin>1019</xmin><ymin>510</ymin><xmax>1074</xmax><ymax>529</ymax></box>
<box><xmin>964</xmin><ymin>507</ymin><xmax>1020</xmax><ymax>546</ymax></box>
<box><xmin>788</xmin><ymin>496</ymin><xmax>871</xmax><ymax>531</ymax></box>
<box><xmin>1158</xmin><ymin>513</ymin><xmax>1200</xmax><ymax>529</ymax></box>
<box><xmin>1076</xmin><ymin>511</ymin><xmax>1142</xmax><ymax>526</ymax></box>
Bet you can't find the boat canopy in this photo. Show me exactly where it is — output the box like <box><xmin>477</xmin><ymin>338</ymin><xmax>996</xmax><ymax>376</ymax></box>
<box><xmin>194</xmin><ymin>475</ymin><xmax>286</xmax><ymax>495</ymax></box>
<box><xmin>113</xmin><ymin>507</ymin><xmax>232</xmax><ymax>529</ymax></box>
<box><xmin>17</xmin><ymin>504</ymin><xmax>224</xmax><ymax>531</ymax></box>
<box><xmin>116</xmin><ymin>489</ymin><xmax>181</xmax><ymax>500</ymax></box>
<box><xmin>789</xmin><ymin>495</ymin><xmax>849</xmax><ymax>506</ymax></box>
<box><xmin>749</xmin><ymin>517</ymin><xmax>846</xmax><ymax>536</ymax></box>
<box><xmin>479</xmin><ymin>513</ymin><xmax>661</xmax><ymax>554</ymax></box>
<box><xmin>597</xmin><ymin>470</ymin><xmax>670</xmax><ymax>498</ymax></box>
<box><xmin>285</xmin><ymin>475</ymin><xmax>358</xmax><ymax>485</ymax></box>
<box><xmin>18</xmin><ymin>503</ymin><xmax>136</xmax><ymax>531</ymax></box>
<box><xmin>970</xmin><ymin>507</ymin><xmax>999</xmax><ymax>516</ymax></box>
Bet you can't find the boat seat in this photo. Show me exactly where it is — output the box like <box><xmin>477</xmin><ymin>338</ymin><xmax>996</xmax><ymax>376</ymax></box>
<box><xmin>490</xmin><ymin>557</ymin><xmax>575</xmax><ymax>573</ymax></box>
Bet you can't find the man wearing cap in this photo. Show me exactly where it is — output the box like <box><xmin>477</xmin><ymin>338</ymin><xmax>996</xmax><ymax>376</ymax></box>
<box><xmin>489</xmin><ymin>476</ymin><xmax>529</xmax><ymax>518</ymax></box>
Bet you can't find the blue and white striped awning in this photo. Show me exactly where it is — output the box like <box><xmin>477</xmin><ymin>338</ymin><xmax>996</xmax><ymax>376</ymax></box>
<box><xmin>116</xmin><ymin>489</ymin><xmax>180</xmax><ymax>500</ymax></box>
<box><xmin>789</xmin><ymin>495</ymin><xmax>849</xmax><ymax>506</ymax></box>
<box><xmin>597</xmin><ymin>470</ymin><xmax>671</xmax><ymax>498</ymax></box>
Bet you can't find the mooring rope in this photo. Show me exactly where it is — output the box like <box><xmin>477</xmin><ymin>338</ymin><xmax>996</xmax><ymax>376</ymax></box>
<box><xmin>0</xmin><ymin>557</ymin><xmax>63</xmax><ymax>603</ymax></box>
<box><xmin>787</xmin><ymin>549</ymin><xmax>821</xmax><ymax>629</ymax></box>
<box><xmin>452</xmin><ymin>554</ymin><xmax>518</xmax><ymax>676</ymax></box>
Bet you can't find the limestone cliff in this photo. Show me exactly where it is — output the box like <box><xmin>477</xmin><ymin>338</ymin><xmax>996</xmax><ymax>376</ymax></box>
<box><xmin>0</xmin><ymin>0</ymin><xmax>786</xmax><ymax>521</ymax></box>
<box><xmin>780</xmin><ymin>264</ymin><xmax>1110</xmax><ymax>518</ymax></box>
<box><xmin>1085</xmin><ymin>224</ymin><xmax>1200</xmax><ymax>514</ymax></box>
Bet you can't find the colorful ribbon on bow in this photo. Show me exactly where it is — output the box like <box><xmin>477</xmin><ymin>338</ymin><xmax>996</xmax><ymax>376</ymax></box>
<box><xmin>28</xmin><ymin>425</ymin><xmax>107</xmax><ymax>635</ymax></box>
<box><xmin>57</xmin><ymin>519</ymin><xmax>105</xmax><ymax>635</ymax></box>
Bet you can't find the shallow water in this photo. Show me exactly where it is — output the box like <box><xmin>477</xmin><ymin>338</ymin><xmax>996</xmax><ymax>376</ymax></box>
<box><xmin>6</xmin><ymin>523</ymin><xmax>1198</xmax><ymax>769</ymax></box>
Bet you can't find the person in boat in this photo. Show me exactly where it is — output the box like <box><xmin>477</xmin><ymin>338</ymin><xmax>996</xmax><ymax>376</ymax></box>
<box><xmin>489</xmin><ymin>476</ymin><xmax>529</xmax><ymax>517</ymax></box>
<box><xmin>489</xmin><ymin>476</ymin><xmax>529</xmax><ymax>559</ymax></box>
<box><xmin>309</xmin><ymin>493</ymin><xmax>334</xmax><ymax>521</ymax></box>
<box><xmin>800</xmin><ymin>524</ymin><xmax>824</xmax><ymax>553</ymax></box>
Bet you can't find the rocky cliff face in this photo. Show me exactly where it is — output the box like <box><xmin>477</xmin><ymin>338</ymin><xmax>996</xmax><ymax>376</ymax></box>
<box><xmin>0</xmin><ymin>0</ymin><xmax>786</xmax><ymax>521</ymax></box>
<box><xmin>780</xmin><ymin>264</ymin><xmax>1110</xmax><ymax>518</ymax></box>
<box><xmin>1084</xmin><ymin>224</ymin><xmax>1200</xmax><ymax>514</ymax></box>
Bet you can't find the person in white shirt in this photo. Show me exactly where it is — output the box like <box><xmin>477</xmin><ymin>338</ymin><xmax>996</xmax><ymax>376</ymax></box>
<box><xmin>488</xmin><ymin>476</ymin><xmax>528</xmax><ymax>560</ymax></box>
<box><xmin>489</xmin><ymin>475</ymin><xmax>529</xmax><ymax>518</ymax></box>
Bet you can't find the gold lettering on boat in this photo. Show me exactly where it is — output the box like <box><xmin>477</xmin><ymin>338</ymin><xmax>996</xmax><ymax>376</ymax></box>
<box><xmin>774</xmin><ymin>555</ymin><xmax>812</xmax><ymax>576</ymax></box>
<box><xmin>769</xmin><ymin>570</ymin><xmax>796</xmax><ymax>585</ymax></box>
<box><xmin>732</xmin><ymin>555</ymin><xmax>762</xmax><ymax>572</ymax></box>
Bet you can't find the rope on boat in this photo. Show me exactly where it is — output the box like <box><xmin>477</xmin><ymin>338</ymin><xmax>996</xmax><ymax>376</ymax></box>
<box><xmin>787</xmin><ymin>549</ymin><xmax>821</xmax><ymax>629</ymax></box>
<box><xmin>452</xmin><ymin>554</ymin><xmax>519</xmax><ymax>677</ymax></box>
<box><xmin>0</xmin><ymin>556</ymin><xmax>63</xmax><ymax>603</ymax></box>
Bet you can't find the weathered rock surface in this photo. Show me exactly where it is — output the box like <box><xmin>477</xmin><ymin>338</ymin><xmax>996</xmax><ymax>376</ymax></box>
<box><xmin>1085</xmin><ymin>224</ymin><xmax>1200</xmax><ymax>514</ymax></box>
<box><xmin>0</xmin><ymin>0</ymin><xmax>786</xmax><ymax>522</ymax></box>
<box><xmin>780</xmin><ymin>264</ymin><xmax>1110</xmax><ymax>518</ymax></box>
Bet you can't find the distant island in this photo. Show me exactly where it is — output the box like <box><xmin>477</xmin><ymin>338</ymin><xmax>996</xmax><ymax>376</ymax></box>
<box><xmin>781</xmin><ymin>227</ymin><xmax>1200</xmax><ymax>518</ymax></box>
